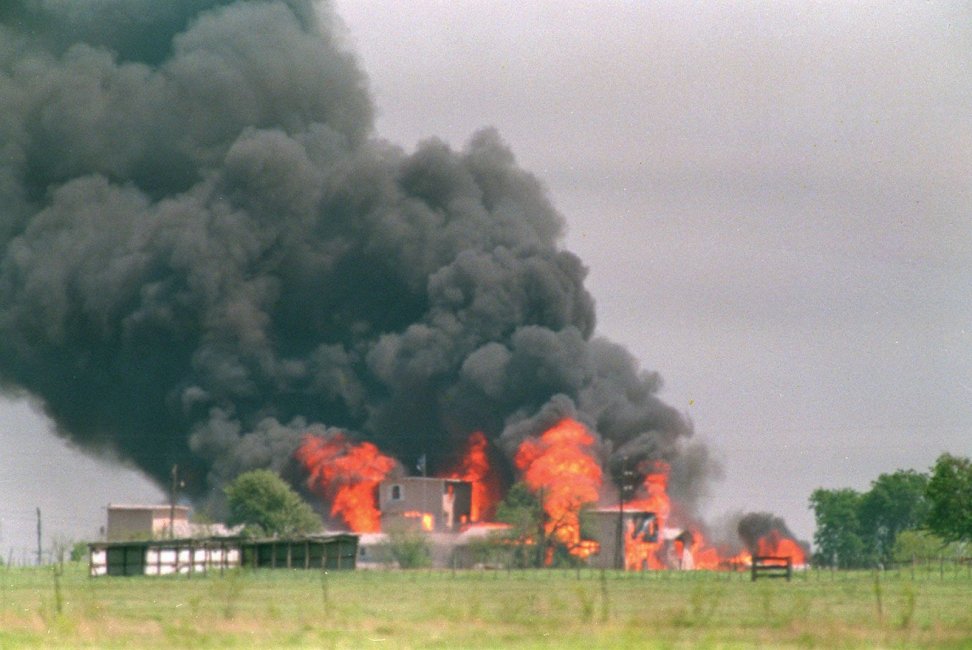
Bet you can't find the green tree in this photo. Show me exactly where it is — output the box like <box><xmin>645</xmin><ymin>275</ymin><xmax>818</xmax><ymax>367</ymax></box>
<box><xmin>224</xmin><ymin>469</ymin><xmax>322</xmax><ymax>537</ymax></box>
<box><xmin>495</xmin><ymin>482</ymin><xmax>544</xmax><ymax>568</ymax></box>
<box><xmin>70</xmin><ymin>541</ymin><xmax>89</xmax><ymax>563</ymax></box>
<box><xmin>858</xmin><ymin>470</ymin><xmax>929</xmax><ymax>567</ymax></box>
<box><xmin>891</xmin><ymin>529</ymin><xmax>963</xmax><ymax>563</ymax></box>
<box><xmin>382</xmin><ymin>530</ymin><xmax>432</xmax><ymax>569</ymax></box>
<box><xmin>494</xmin><ymin>482</ymin><xmax>594</xmax><ymax>568</ymax></box>
<box><xmin>809</xmin><ymin>487</ymin><xmax>868</xmax><ymax>568</ymax></box>
<box><xmin>926</xmin><ymin>453</ymin><xmax>972</xmax><ymax>543</ymax></box>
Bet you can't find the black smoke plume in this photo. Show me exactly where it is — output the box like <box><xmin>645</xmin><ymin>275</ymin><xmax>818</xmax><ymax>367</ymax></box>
<box><xmin>737</xmin><ymin>512</ymin><xmax>807</xmax><ymax>554</ymax></box>
<box><xmin>0</xmin><ymin>0</ymin><xmax>713</xmax><ymax>511</ymax></box>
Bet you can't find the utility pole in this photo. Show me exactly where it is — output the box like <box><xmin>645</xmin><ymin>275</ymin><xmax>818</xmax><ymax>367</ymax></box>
<box><xmin>617</xmin><ymin>487</ymin><xmax>624</xmax><ymax>569</ymax></box>
<box><xmin>536</xmin><ymin>486</ymin><xmax>545</xmax><ymax>569</ymax></box>
<box><xmin>36</xmin><ymin>507</ymin><xmax>42</xmax><ymax>565</ymax></box>
<box><xmin>169</xmin><ymin>464</ymin><xmax>178</xmax><ymax>539</ymax></box>
<box><xmin>615</xmin><ymin>457</ymin><xmax>634</xmax><ymax>570</ymax></box>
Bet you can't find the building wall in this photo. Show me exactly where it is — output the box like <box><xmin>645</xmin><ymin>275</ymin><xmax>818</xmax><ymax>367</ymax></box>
<box><xmin>378</xmin><ymin>478</ymin><xmax>472</xmax><ymax>532</ymax></box>
<box><xmin>106</xmin><ymin>505</ymin><xmax>190</xmax><ymax>541</ymax></box>
<box><xmin>150</xmin><ymin>507</ymin><xmax>192</xmax><ymax>538</ymax></box>
<box><xmin>586</xmin><ymin>510</ymin><xmax>658</xmax><ymax>570</ymax></box>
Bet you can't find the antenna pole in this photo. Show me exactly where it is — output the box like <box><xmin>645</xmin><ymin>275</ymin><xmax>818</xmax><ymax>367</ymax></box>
<box><xmin>36</xmin><ymin>507</ymin><xmax>42</xmax><ymax>565</ymax></box>
<box><xmin>169</xmin><ymin>464</ymin><xmax>178</xmax><ymax>539</ymax></box>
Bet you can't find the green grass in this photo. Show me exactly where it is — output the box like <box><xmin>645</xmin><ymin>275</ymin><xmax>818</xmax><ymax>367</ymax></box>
<box><xmin>2</xmin><ymin>563</ymin><xmax>971</xmax><ymax>648</ymax></box>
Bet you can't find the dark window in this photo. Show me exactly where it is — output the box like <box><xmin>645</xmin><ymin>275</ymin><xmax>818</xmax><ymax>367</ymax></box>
<box><xmin>391</xmin><ymin>485</ymin><xmax>402</xmax><ymax>500</ymax></box>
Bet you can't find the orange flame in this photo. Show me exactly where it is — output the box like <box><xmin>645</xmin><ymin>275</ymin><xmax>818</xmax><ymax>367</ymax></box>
<box><xmin>697</xmin><ymin>529</ymin><xmax>806</xmax><ymax>570</ymax></box>
<box><xmin>755</xmin><ymin>529</ymin><xmax>807</xmax><ymax>565</ymax></box>
<box><xmin>403</xmin><ymin>511</ymin><xmax>435</xmax><ymax>531</ymax></box>
<box><xmin>514</xmin><ymin>418</ymin><xmax>602</xmax><ymax>559</ymax></box>
<box><xmin>689</xmin><ymin>531</ymin><xmax>722</xmax><ymax>570</ymax></box>
<box><xmin>296</xmin><ymin>432</ymin><xmax>396</xmax><ymax>532</ymax></box>
<box><xmin>625</xmin><ymin>461</ymin><xmax>672</xmax><ymax>524</ymax></box>
<box><xmin>445</xmin><ymin>432</ymin><xmax>501</xmax><ymax>522</ymax></box>
<box><xmin>623</xmin><ymin>517</ymin><xmax>665</xmax><ymax>570</ymax></box>
<box><xmin>620</xmin><ymin>462</ymin><xmax>671</xmax><ymax>569</ymax></box>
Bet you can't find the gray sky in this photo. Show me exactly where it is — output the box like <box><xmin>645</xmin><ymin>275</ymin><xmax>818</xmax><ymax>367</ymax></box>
<box><xmin>2</xmin><ymin>1</ymin><xmax>970</xmax><ymax>557</ymax></box>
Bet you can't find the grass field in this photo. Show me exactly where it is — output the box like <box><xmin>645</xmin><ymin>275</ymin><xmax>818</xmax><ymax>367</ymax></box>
<box><xmin>1</xmin><ymin>563</ymin><xmax>971</xmax><ymax>648</ymax></box>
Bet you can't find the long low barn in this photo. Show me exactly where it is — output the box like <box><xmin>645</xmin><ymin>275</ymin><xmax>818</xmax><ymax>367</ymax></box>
<box><xmin>88</xmin><ymin>534</ymin><xmax>358</xmax><ymax>577</ymax></box>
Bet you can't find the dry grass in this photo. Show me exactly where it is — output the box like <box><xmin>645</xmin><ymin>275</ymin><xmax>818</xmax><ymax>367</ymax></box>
<box><xmin>1</xmin><ymin>563</ymin><xmax>971</xmax><ymax>648</ymax></box>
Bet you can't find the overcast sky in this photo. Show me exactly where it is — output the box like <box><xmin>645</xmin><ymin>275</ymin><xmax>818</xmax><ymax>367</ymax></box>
<box><xmin>1</xmin><ymin>1</ymin><xmax>970</xmax><ymax>558</ymax></box>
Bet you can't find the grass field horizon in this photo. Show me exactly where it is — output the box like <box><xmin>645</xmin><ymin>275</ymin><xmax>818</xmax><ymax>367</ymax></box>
<box><xmin>2</xmin><ymin>563</ymin><xmax>971</xmax><ymax>648</ymax></box>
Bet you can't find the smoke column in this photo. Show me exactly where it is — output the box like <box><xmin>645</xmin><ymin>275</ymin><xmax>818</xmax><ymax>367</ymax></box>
<box><xmin>737</xmin><ymin>512</ymin><xmax>804</xmax><ymax>553</ymax></box>
<box><xmin>0</xmin><ymin>0</ymin><xmax>714</xmax><ymax>512</ymax></box>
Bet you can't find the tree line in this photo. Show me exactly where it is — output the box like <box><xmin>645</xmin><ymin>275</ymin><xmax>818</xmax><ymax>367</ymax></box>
<box><xmin>810</xmin><ymin>453</ymin><xmax>972</xmax><ymax>568</ymax></box>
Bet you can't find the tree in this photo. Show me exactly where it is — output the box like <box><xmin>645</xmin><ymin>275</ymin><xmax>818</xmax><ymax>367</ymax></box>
<box><xmin>495</xmin><ymin>482</ymin><xmax>545</xmax><ymax>568</ymax></box>
<box><xmin>926</xmin><ymin>453</ymin><xmax>972</xmax><ymax>543</ymax></box>
<box><xmin>224</xmin><ymin>469</ymin><xmax>322</xmax><ymax>537</ymax></box>
<box><xmin>382</xmin><ymin>529</ymin><xmax>432</xmax><ymax>569</ymax></box>
<box><xmin>493</xmin><ymin>481</ymin><xmax>593</xmax><ymax>568</ymax></box>
<box><xmin>809</xmin><ymin>488</ymin><xmax>868</xmax><ymax>568</ymax></box>
<box><xmin>858</xmin><ymin>470</ymin><xmax>929</xmax><ymax>566</ymax></box>
<box><xmin>891</xmin><ymin>530</ymin><xmax>966</xmax><ymax>563</ymax></box>
<box><xmin>70</xmin><ymin>541</ymin><xmax>89</xmax><ymax>563</ymax></box>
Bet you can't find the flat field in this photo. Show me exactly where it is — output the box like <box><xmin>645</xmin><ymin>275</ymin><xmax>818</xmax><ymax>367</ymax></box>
<box><xmin>1</xmin><ymin>563</ymin><xmax>971</xmax><ymax>648</ymax></box>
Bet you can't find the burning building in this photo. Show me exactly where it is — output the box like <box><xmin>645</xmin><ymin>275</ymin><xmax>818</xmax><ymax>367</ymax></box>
<box><xmin>585</xmin><ymin>509</ymin><xmax>658</xmax><ymax>570</ymax></box>
<box><xmin>325</xmin><ymin>423</ymin><xmax>807</xmax><ymax>572</ymax></box>
<box><xmin>379</xmin><ymin>477</ymin><xmax>473</xmax><ymax>533</ymax></box>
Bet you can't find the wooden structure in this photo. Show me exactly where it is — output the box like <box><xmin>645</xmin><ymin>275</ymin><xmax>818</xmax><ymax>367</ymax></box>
<box><xmin>241</xmin><ymin>535</ymin><xmax>358</xmax><ymax>569</ymax></box>
<box><xmin>750</xmin><ymin>555</ymin><xmax>793</xmax><ymax>581</ymax></box>
<box><xmin>89</xmin><ymin>534</ymin><xmax>358</xmax><ymax>577</ymax></box>
<box><xmin>89</xmin><ymin>538</ymin><xmax>241</xmax><ymax>577</ymax></box>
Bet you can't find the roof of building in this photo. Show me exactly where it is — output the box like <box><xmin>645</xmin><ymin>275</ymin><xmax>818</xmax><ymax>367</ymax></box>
<box><xmin>90</xmin><ymin>532</ymin><xmax>358</xmax><ymax>549</ymax></box>
<box><xmin>107</xmin><ymin>504</ymin><xmax>190</xmax><ymax>512</ymax></box>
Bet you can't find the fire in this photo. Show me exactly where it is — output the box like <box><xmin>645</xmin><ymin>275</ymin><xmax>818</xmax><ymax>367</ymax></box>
<box><xmin>296</xmin><ymin>432</ymin><xmax>396</xmax><ymax>532</ymax></box>
<box><xmin>755</xmin><ymin>529</ymin><xmax>807</xmax><ymax>565</ymax></box>
<box><xmin>703</xmin><ymin>530</ymin><xmax>806</xmax><ymax>570</ymax></box>
<box><xmin>624</xmin><ymin>517</ymin><xmax>665</xmax><ymax>570</ymax></box>
<box><xmin>689</xmin><ymin>531</ymin><xmax>722</xmax><ymax>570</ymax></box>
<box><xmin>625</xmin><ymin>462</ymin><xmax>672</xmax><ymax>522</ymax></box>
<box><xmin>514</xmin><ymin>418</ymin><xmax>602</xmax><ymax>559</ymax></box>
<box><xmin>621</xmin><ymin>462</ymin><xmax>672</xmax><ymax>570</ymax></box>
<box><xmin>445</xmin><ymin>432</ymin><xmax>501</xmax><ymax>522</ymax></box>
<box><xmin>403</xmin><ymin>511</ymin><xmax>435</xmax><ymax>532</ymax></box>
<box><xmin>293</xmin><ymin>423</ymin><xmax>807</xmax><ymax>573</ymax></box>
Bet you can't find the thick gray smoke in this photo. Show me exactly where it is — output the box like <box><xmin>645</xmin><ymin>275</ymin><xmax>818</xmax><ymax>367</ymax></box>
<box><xmin>0</xmin><ymin>0</ymin><xmax>713</xmax><ymax>510</ymax></box>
